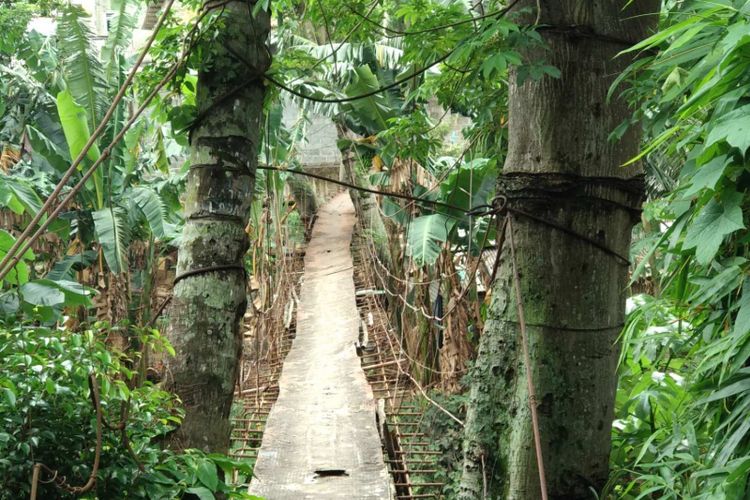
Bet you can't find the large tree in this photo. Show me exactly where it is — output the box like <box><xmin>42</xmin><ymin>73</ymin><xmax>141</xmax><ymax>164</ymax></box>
<box><xmin>460</xmin><ymin>2</ymin><xmax>658</xmax><ymax>498</ymax></box>
<box><xmin>164</xmin><ymin>1</ymin><xmax>271</xmax><ymax>451</ymax></box>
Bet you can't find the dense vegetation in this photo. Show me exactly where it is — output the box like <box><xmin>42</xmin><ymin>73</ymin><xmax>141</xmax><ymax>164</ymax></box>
<box><xmin>1</xmin><ymin>0</ymin><xmax>749</xmax><ymax>498</ymax></box>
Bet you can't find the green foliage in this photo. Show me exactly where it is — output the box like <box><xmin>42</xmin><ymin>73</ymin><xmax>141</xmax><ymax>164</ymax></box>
<box><xmin>93</xmin><ymin>207</ymin><xmax>131</xmax><ymax>274</ymax></box>
<box><xmin>57</xmin><ymin>4</ymin><xmax>107</xmax><ymax>131</ymax></box>
<box><xmin>0</xmin><ymin>229</ymin><xmax>34</xmax><ymax>286</ymax></box>
<box><xmin>0</xmin><ymin>322</ymin><xmax>257</xmax><ymax>499</ymax></box>
<box><xmin>0</xmin><ymin>1</ymin><xmax>35</xmax><ymax>58</ymax></box>
<box><xmin>407</xmin><ymin>214</ymin><xmax>455</xmax><ymax>266</ymax></box>
<box><xmin>403</xmin><ymin>158</ymin><xmax>497</xmax><ymax>266</ymax></box>
<box><xmin>102</xmin><ymin>0</ymin><xmax>138</xmax><ymax>86</ymax></box>
<box><xmin>342</xmin><ymin>65</ymin><xmax>400</xmax><ymax>134</ymax></box>
<box><xmin>610</xmin><ymin>1</ymin><xmax>750</xmax><ymax>497</ymax></box>
<box><xmin>56</xmin><ymin>88</ymin><xmax>104</xmax><ymax>206</ymax></box>
<box><xmin>418</xmin><ymin>392</ymin><xmax>468</xmax><ymax>498</ymax></box>
<box><xmin>1</xmin><ymin>9</ymin><xmax>178</xmax><ymax>291</ymax></box>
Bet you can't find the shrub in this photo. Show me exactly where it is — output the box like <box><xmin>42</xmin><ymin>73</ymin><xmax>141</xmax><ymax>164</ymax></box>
<box><xmin>0</xmin><ymin>322</ymin><xmax>257</xmax><ymax>499</ymax></box>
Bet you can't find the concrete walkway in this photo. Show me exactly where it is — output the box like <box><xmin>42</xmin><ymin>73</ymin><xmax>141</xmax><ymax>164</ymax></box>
<box><xmin>249</xmin><ymin>193</ymin><xmax>392</xmax><ymax>499</ymax></box>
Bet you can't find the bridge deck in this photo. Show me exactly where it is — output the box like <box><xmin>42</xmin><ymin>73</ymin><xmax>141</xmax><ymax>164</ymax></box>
<box><xmin>249</xmin><ymin>193</ymin><xmax>392</xmax><ymax>499</ymax></box>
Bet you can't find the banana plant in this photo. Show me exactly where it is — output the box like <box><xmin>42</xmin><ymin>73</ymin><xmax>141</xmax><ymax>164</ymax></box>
<box><xmin>403</xmin><ymin>158</ymin><xmax>497</xmax><ymax>266</ymax></box>
<box><xmin>0</xmin><ymin>0</ymin><xmax>176</xmax><ymax>324</ymax></box>
<box><xmin>42</xmin><ymin>2</ymin><xmax>172</xmax><ymax>276</ymax></box>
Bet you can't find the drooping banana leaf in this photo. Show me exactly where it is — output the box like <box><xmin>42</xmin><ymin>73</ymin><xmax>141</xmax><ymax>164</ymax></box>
<box><xmin>57</xmin><ymin>4</ymin><xmax>107</xmax><ymax>130</ymax></box>
<box><xmin>102</xmin><ymin>53</ymin><xmax>128</xmax><ymax>199</ymax></box>
<box><xmin>26</xmin><ymin>124</ymin><xmax>71</xmax><ymax>173</ymax></box>
<box><xmin>101</xmin><ymin>0</ymin><xmax>137</xmax><ymax>85</ymax></box>
<box><xmin>130</xmin><ymin>186</ymin><xmax>166</xmax><ymax>238</ymax></box>
<box><xmin>19</xmin><ymin>281</ymin><xmax>65</xmax><ymax>306</ymax></box>
<box><xmin>439</xmin><ymin>158</ymin><xmax>497</xmax><ymax>218</ymax></box>
<box><xmin>0</xmin><ymin>177</ymin><xmax>43</xmax><ymax>216</ymax></box>
<box><xmin>46</xmin><ymin>251</ymin><xmax>98</xmax><ymax>281</ymax></box>
<box><xmin>93</xmin><ymin>206</ymin><xmax>130</xmax><ymax>274</ymax></box>
<box><xmin>20</xmin><ymin>279</ymin><xmax>93</xmax><ymax>307</ymax></box>
<box><xmin>407</xmin><ymin>213</ymin><xmax>455</xmax><ymax>266</ymax></box>
<box><xmin>343</xmin><ymin>66</ymin><xmax>400</xmax><ymax>135</ymax></box>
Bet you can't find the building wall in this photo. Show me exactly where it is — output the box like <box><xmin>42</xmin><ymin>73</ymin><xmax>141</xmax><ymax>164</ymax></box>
<box><xmin>282</xmin><ymin>102</ymin><xmax>342</xmax><ymax>168</ymax></box>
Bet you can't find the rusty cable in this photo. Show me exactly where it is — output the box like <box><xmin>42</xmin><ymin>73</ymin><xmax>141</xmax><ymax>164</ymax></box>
<box><xmin>507</xmin><ymin>215</ymin><xmax>548</xmax><ymax>500</ymax></box>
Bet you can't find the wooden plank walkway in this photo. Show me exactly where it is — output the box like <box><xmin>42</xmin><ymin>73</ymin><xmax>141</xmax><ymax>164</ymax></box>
<box><xmin>249</xmin><ymin>193</ymin><xmax>393</xmax><ymax>499</ymax></box>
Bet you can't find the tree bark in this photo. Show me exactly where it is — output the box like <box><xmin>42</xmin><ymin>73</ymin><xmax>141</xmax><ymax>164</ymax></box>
<box><xmin>164</xmin><ymin>1</ymin><xmax>270</xmax><ymax>452</ymax></box>
<box><xmin>459</xmin><ymin>2</ymin><xmax>657</xmax><ymax>498</ymax></box>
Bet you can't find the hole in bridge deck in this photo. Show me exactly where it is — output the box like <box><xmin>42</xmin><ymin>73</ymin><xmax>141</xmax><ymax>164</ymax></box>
<box><xmin>313</xmin><ymin>469</ymin><xmax>349</xmax><ymax>477</ymax></box>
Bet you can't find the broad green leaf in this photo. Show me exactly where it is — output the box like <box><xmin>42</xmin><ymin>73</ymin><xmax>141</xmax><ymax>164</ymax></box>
<box><xmin>131</xmin><ymin>187</ymin><xmax>166</xmax><ymax>238</ymax></box>
<box><xmin>2</xmin><ymin>387</ymin><xmax>15</xmax><ymax>408</ymax></box>
<box><xmin>705</xmin><ymin>105</ymin><xmax>750</xmax><ymax>154</ymax></box>
<box><xmin>56</xmin><ymin>89</ymin><xmax>101</xmax><ymax>163</ymax></box>
<box><xmin>683</xmin><ymin>155</ymin><xmax>729</xmax><ymax>196</ymax></box>
<box><xmin>57</xmin><ymin>4</ymin><xmax>106</xmax><ymax>129</ymax></box>
<box><xmin>26</xmin><ymin>125</ymin><xmax>71</xmax><ymax>172</ymax></box>
<box><xmin>46</xmin><ymin>279</ymin><xmax>93</xmax><ymax>307</ymax></box>
<box><xmin>20</xmin><ymin>281</ymin><xmax>66</xmax><ymax>306</ymax></box>
<box><xmin>101</xmin><ymin>0</ymin><xmax>136</xmax><ymax>85</ymax></box>
<box><xmin>683</xmin><ymin>194</ymin><xmax>744</xmax><ymax>265</ymax></box>
<box><xmin>343</xmin><ymin>66</ymin><xmax>399</xmax><ymax>134</ymax></box>
<box><xmin>2</xmin><ymin>178</ymin><xmax>43</xmax><ymax>215</ymax></box>
<box><xmin>57</xmin><ymin>89</ymin><xmax>105</xmax><ymax>209</ymax></box>
<box><xmin>440</xmin><ymin>158</ymin><xmax>497</xmax><ymax>217</ymax></box>
<box><xmin>369</xmin><ymin>172</ymin><xmax>390</xmax><ymax>187</ymax></box>
<box><xmin>0</xmin><ymin>182</ymin><xmax>25</xmax><ymax>215</ymax></box>
<box><xmin>46</xmin><ymin>252</ymin><xmax>96</xmax><ymax>281</ymax></box>
<box><xmin>481</xmin><ymin>53</ymin><xmax>507</xmax><ymax>80</ymax></box>
<box><xmin>382</xmin><ymin>197</ymin><xmax>408</xmax><ymax>226</ymax></box>
<box><xmin>1</xmin><ymin>261</ymin><xmax>29</xmax><ymax>286</ymax></box>
<box><xmin>196</xmin><ymin>460</ymin><xmax>219</xmax><ymax>490</ymax></box>
<box><xmin>93</xmin><ymin>207</ymin><xmax>130</xmax><ymax>274</ymax></box>
<box><xmin>0</xmin><ymin>230</ymin><xmax>34</xmax><ymax>260</ymax></box>
<box><xmin>185</xmin><ymin>487</ymin><xmax>214</xmax><ymax>500</ymax></box>
<box><xmin>0</xmin><ymin>230</ymin><xmax>33</xmax><ymax>286</ymax></box>
<box><xmin>407</xmin><ymin>214</ymin><xmax>454</xmax><ymax>266</ymax></box>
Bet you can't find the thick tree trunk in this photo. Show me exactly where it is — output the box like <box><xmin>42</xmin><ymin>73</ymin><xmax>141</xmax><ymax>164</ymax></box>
<box><xmin>164</xmin><ymin>1</ymin><xmax>270</xmax><ymax>452</ymax></box>
<box><xmin>459</xmin><ymin>2</ymin><xmax>657</xmax><ymax>498</ymax></box>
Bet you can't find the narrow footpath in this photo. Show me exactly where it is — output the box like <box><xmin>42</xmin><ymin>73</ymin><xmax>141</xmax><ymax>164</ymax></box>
<box><xmin>249</xmin><ymin>193</ymin><xmax>393</xmax><ymax>499</ymax></box>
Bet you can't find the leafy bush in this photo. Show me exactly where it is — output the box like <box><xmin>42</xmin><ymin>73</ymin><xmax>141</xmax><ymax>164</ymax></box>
<box><xmin>0</xmin><ymin>322</ymin><xmax>257</xmax><ymax>499</ymax></box>
<box><xmin>605</xmin><ymin>1</ymin><xmax>750</xmax><ymax>497</ymax></box>
<box><xmin>419</xmin><ymin>392</ymin><xmax>467</xmax><ymax>499</ymax></box>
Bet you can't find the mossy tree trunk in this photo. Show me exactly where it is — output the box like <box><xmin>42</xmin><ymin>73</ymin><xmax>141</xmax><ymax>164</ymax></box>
<box><xmin>164</xmin><ymin>1</ymin><xmax>270</xmax><ymax>452</ymax></box>
<box><xmin>459</xmin><ymin>2</ymin><xmax>657</xmax><ymax>498</ymax></box>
